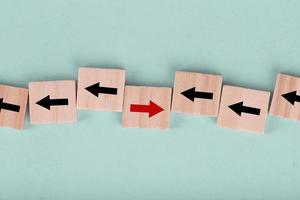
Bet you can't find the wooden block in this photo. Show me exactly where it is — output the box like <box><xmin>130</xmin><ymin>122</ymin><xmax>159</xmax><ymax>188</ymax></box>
<box><xmin>29</xmin><ymin>80</ymin><xmax>77</xmax><ymax>124</ymax></box>
<box><xmin>0</xmin><ymin>85</ymin><xmax>28</xmax><ymax>129</ymax></box>
<box><xmin>77</xmin><ymin>67</ymin><xmax>125</xmax><ymax>112</ymax></box>
<box><xmin>171</xmin><ymin>71</ymin><xmax>222</xmax><ymax>116</ymax></box>
<box><xmin>217</xmin><ymin>85</ymin><xmax>270</xmax><ymax>133</ymax></box>
<box><xmin>270</xmin><ymin>73</ymin><xmax>300</xmax><ymax>121</ymax></box>
<box><xmin>122</xmin><ymin>86</ymin><xmax>172</xmax><ymax>129</ymax></box>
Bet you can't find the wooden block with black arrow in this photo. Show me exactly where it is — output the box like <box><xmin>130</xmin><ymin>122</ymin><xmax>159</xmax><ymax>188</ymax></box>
<box><xmin>171</xmin><ymin>71</ymin><xmax>222</xmax><ymax>116</ymax></box>
<box><xmin>77</xmin><ymin>67</ymin><xmax>125</xmax><ymax>112</ymax></box>
<box><xmin>0</xmin><ymin>85</ymin><xmax>28</xmax><ymax>129</ymax></box>
<box><xmin>217</xmin><ymin>85</ymin><xmax>270</xmax><ymax>133</ymax></box>
<box><xmin>270</xmin><ymin>73</ymin><xmax>300</xmax><ymax>121</ymax></box>
<box><xmin>29</xmin><ymin>80</ymin><xmax>77</xmax><ymax>124</ymax></box>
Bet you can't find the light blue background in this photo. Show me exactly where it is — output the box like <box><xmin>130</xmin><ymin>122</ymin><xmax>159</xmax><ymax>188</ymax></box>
<box><xmin>0</xmin><ymin>0</ymin><xmax>300</xmax><ymax>199</ymax></box>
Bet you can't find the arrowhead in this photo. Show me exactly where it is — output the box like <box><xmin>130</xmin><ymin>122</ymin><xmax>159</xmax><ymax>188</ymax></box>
<box><xmin>228</xmin><ymin>101</ymin><xmax>243</xmax><ymax>116</ymax></box>
<box><xmin>36</xmin><ymin>95</ymin><xmax>51</xmax><ymax>110</ymax></box>
<box><xmin>282</xmin><ymin>91</ymin><xmax>297</xmax><ymax>105</ymax></box>
<box><xmin>0</xmin><ymin>98</ymin><xmax>3</xmax><ymax>111</ymax></box>
<box><xmin>148</xmin><ymin>101</ymin><xmax>164</xmax><ymax>117</ymax></box>
<box><xmin>85</xmin><ymin>82</ymin><xmax>100</xmax><ymax>97</ymax></box>
<box><xmin>181</xmin><ymin>87</ymin><xmax>196</xmax><ymax>102</ymax></box>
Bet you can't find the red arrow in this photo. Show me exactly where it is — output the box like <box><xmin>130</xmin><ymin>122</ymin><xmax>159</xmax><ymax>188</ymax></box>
<box><xmin>130</xmin><ymin>100</ymin><xmax>164</xmax><ymax>117</ymax></box>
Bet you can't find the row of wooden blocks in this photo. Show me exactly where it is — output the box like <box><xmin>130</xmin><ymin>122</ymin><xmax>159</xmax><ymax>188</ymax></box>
<box><xmin>0</xmin><ymin>68</ymin><xmax>299</xmax><ymax>133</ymax></box>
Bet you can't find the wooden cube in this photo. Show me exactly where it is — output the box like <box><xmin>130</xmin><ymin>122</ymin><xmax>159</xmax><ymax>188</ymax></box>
<box><xmin>77</xmin><ymin>67</ymin><xmax>125</xmax><ymax>112</ymax></box>
<box><xmin>171</xmin><ymin>71</ymin><xmax>222</xmax><ymax>116</ymax></box>
<box><xmin>270</xmin><ymin>73</ymin><xmax>300</xmax><ymax>121</ymax></box>
<box><xmin>29</xmin><ymin>80</ymin><xmax>77</xmax><ymax>124</ymax></box>
<box><xmin>122</xmin><ymin>86</ymin><xmax>172</xmax><ymax>129</ymax></box>
<box><xmin>217</xmin><ymin>85</ymin><xmax>270</xmax><ymax>133</ymax></box>
<box><xmin>0</xmin><ymin>85</ymin><xmax>28</xmax><ymax>129</ymax></box>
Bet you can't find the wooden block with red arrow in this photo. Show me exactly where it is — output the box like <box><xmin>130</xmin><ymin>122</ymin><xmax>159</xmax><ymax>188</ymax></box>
<box><xmin>171</xmin><ymin>71</ymin><xmax>222</xmax><ymax>116</ymax></box>
<box><xmin>29</xmin><ymin>80</ymin><xmax>77</xmax><ymax>124</ymax></box>
<box><xmin>217</xmin><ymin>85</ymin><xmax>270</xmax><ymax>133</ymax></box>
<box><xmin>77</xmin><ymin>67</ymin><xmax>125</xmax><ymax>112</ymax></box>
<box><xmin>122</xmin><ymin>86</ymin><xmax>172</xmax><ymax>129</ymax></box>
<box><xmin>0</xmin><ymin>85</ymin><xmax>28</xmax><ymax>129</ymax></box>
<box><xmin>270</xmin><ymin>73</ymin><xmax>300</xmax><ymax>121</ymax></box>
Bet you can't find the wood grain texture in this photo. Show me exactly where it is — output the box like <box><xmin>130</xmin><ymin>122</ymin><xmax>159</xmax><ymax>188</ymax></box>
<box><xmin>217</xmin><ymin>85</ymin><xmax>270</xmax><ymax>133</ymax></box>
<box><xmin>171</xmin><ymin>71</ymin><xmax>222</xmax><ymax>116</ymax></box>
<box><xmin>270</xmin><ymin>73</ymin><xmax>300</xmax><ymax>121</ymax></box>
<box><xmin>122</xmin><ymin>86</ymin><xmax>172</xmax><ymax>129</ymax></box>
<box><xmin>0</xmin><ymin>85</ymin><xmax>28</xmax><ymax>129</ymax></box>
<box><xmin>77</xmin><ymin>67</ymin><xmax>125</xmax><ymax>112</ymax></box>
<box><xmin>29</xmin><ymin>80</ymin><xmax>77</xmax><ymax>124</ymax></box>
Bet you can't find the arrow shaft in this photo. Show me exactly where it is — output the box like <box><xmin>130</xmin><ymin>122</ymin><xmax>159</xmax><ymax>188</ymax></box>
<box><xmin>1</xmin><ymin>102</ymin><xmax>20</xmax><ymax>112</ymax></box>
<box><xmin>296</xmin><ymin>95</ymin><xmax>300</xmax><ymax>102</ymax></box>
<box><xmin>243</xmin><ymin>106</ymin><xmax>260</xmax><ymax>115</ymax></box>
<box><xmin>49</xmin><ymin>98</ymin><xmax>68</xmax><ymax>106</ymax></box>
<box><xmin>194</xmin><ymin>91</ymin><xmax>213</xmax><ymax>99</ymax></box>
<box><xmin>99</xmin><ymin>86</ymin><xmax>118</xmax><ymax>95</ymax></box>
<box><xmin>130</xmin><ymin>104</ymin><xmax>149</xmax><ymax>113</ymax></box>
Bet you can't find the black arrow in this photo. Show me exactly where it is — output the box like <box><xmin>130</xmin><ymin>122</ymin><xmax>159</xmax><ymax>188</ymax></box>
<box><xmin>181</xmin><ymin>87</ymin><xmax>213</xmax><ymax>102</ymax></box>
<box><xmin>85</xmin><ymin>82</ymin><xmax>118</xmax><ymax>97</ymax></box>
<box><xmin>36</xmin><ymin>95</ymin><xmax>68</xmax><ymax>110</ymax></box>
<box><xmin>229</xmin><ymin>101</ymin><xmax>261</xmax><ymax>116</ymax></box>
<box><xmin>282</xmin><ymin>91</ymin><xmax>300</xmax><ymax>105</ymax></box>
<box><xmin>0</xmin><ymin>98</ymin><xmax>20</xmax><ymax>112</ymax></box>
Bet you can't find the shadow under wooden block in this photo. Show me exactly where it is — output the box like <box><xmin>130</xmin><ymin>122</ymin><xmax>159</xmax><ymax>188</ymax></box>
<box><xmin>217</xmin><ymin>85</ymin><xmax>270</xmax><ymax>133</ymax></box>
<box><xmin>77</xmin><ymin>67</ymin><xmax>125</xmax><ymax>112</ymax></box>
<box><xmin>171</xmin><ymin>71</ymin><xmax>222</xmax><ymax>116</ymax></box>
<box><xmin>29</xmin><ymin>80</ymin><xmax>77</xmax><ymax>124</ymax></box>
<box><xmin>270</xmin><ymin>73</ymin><xmax>300</xmax><ymax>121</ymax></box>
<box><xmin>0</xmin><ymin>85</ymin><xmax>28</xmax><ymax>129</ymax></box>
<box><xmin>122</xmin><ymin>86</ymin><xmax>172</xmax><ymax>129</ymax></box>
